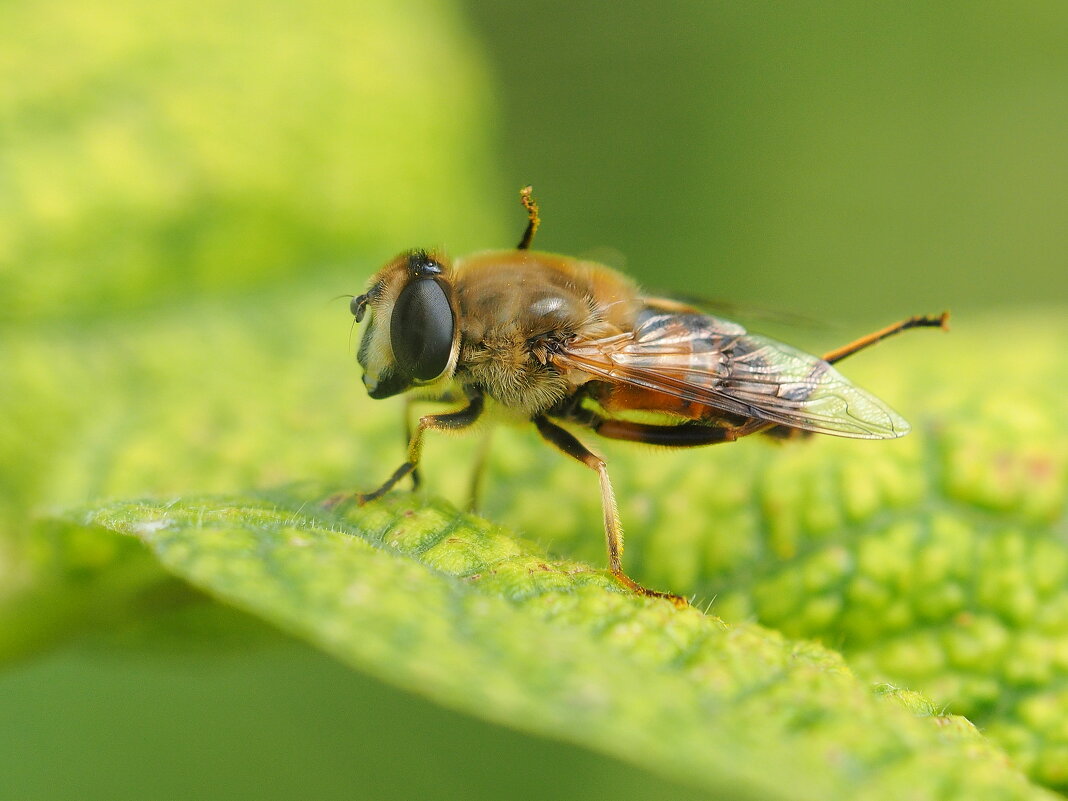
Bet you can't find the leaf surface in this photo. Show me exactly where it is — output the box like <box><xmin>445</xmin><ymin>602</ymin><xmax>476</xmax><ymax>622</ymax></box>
<box><xmin>41</xmin><ymin>490</ymin><xmax>1055</xmax><ymax>801</ymax></box>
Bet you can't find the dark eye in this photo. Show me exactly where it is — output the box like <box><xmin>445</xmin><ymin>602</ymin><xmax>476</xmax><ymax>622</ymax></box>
<box><xmin>390</xmin><ymin>279</ymin><xmax>454</xmax><ymax>381</ymax></box>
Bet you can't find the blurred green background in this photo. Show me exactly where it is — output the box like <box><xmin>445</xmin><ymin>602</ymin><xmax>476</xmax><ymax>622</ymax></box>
<box><xmin>2</xmin><ymin>0</ymin><xmax>1067</xmax><ymax>798</ymax></box>
<box><xmin>468</xmin><ymin>1</ymin><xmax>1068</xmax><ymax>320</ymax></box>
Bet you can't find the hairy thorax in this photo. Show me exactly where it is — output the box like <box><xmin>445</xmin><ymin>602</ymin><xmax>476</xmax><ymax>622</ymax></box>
<box><xmin>450</xmin><ymin>251</ymin><xmax>641</xmax><ymax>417</ymax></box>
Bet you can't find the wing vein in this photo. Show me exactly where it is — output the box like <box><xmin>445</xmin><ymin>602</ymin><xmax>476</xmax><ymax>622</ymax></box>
<box><xmin>555</xmin><ymin>311</ymin><xmax>910</xmax><ymax>439</ymax></box>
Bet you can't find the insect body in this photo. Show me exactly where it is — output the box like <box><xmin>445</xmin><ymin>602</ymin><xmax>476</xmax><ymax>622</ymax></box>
<box><xmin>338</xmin><ymin>187</ymin><xmax>947</xmax><ymax>606</ymax></box>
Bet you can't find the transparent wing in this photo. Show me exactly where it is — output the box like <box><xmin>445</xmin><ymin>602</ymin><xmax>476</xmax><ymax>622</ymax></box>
<box><xmin>554</xmin><ymin>311</ymin><xmax>910</xmax><ymax>439</ymax></box>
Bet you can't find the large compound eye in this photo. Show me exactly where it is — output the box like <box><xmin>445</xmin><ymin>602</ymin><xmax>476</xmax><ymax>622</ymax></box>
<box><xmin>390</xmin><ymin>278</ymin><xmax>454</xmax><ymax>381</ymax></box>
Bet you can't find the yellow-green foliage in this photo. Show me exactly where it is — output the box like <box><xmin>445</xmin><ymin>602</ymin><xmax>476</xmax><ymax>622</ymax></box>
<box><xmin>0</xmin><ymin>0</ymin><xmax>497</xmax><ymax>326</ymax></box>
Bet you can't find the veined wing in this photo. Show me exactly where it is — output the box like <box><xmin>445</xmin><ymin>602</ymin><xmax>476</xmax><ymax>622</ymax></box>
<box><xmin>554</xmin><ymin>310</ymin><xmax>910</xmax><ymax>439</ymax></box>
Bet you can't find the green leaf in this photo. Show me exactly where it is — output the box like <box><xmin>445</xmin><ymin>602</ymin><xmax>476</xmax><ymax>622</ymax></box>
<box><xmin>6</xmin><ymin>268</ymin><xmax>1068</xmax><ymax>794</ymax></box>
<box><xmin>40</xmin><ymin>490</ymin><xmax>1054</xmax><ymax>801</ymax></box>
<box><xmin>462</xmin><ymin>314</ymin><xmax>1068</xmax><ymax>792</ymax></box>
<box><xmin>677</xmin><ymin>317</ymin><xmax>1068</xmax><ymax>789</ymax></box>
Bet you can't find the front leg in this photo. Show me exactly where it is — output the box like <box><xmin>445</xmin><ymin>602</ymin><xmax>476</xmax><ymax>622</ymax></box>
<box><xmin>325</xmin><ymin>390</ymin><xmax>484</xmax><ymax>508</ymax></box>
<box><xmin>403</xmin><ymin>391</ymin><xmax>462</xmax><ymax>490</ymax></box>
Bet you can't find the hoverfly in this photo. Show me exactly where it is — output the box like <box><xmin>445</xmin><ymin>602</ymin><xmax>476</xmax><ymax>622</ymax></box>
<box><xmin>333</xmin><ymin>187</ymin><xmax>947</xmax><ymax>607</ymax></box>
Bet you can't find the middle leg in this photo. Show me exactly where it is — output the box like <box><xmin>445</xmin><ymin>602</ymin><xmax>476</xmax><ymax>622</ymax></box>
<box><xmin>533</xmin><ymin>415</ymin><xmax>687</xmax><ymax>608</ymax></box>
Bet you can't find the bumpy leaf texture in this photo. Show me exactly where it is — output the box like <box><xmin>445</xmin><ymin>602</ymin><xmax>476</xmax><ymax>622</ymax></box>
<box><xmin>31</xmin><ymin>491</ymin><xmax>1055</xmax><ymax>801</ymax></box>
